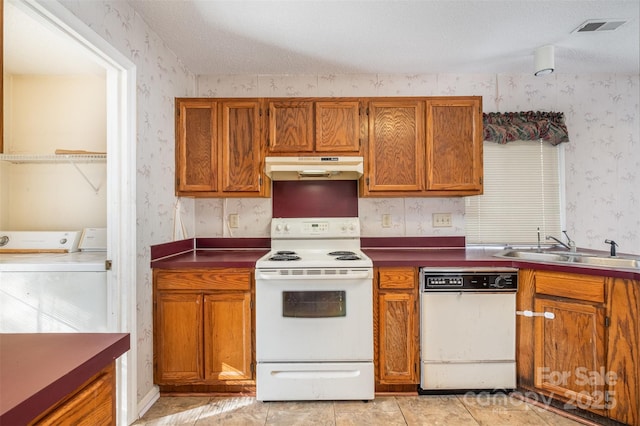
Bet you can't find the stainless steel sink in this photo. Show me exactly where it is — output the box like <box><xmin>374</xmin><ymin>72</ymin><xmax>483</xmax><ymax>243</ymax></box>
<box><xmin>494</xmin><ymin>249</ymin><xmax>640</xmax><ymax>270</ymax></box>
<box><xmin>572</xmin><ymin>256</ymin><xmax>639</xmax><ymax>269</ymax></box>
<box><xmin>497</xmin><ymin>250</ymin><xmax>571</xmax><ymax>263</ymax></box>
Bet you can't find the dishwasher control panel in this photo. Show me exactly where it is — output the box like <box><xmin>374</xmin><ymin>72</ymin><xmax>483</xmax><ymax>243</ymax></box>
<box><xmin>420</xmin><ymin>267</ymin><xmax>518</xmax><ymax>292</ymax></box>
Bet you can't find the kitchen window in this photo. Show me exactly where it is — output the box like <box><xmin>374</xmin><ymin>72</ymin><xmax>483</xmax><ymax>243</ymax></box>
<box><xmin>465</xmin><ymin>140</ymin><xmax>563</xmax><ymax>245</ymax></box>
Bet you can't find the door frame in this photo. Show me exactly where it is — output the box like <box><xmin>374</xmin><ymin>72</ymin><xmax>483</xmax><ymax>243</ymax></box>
<box><xmin>15</xmin><ymin>0</ymin><xmax>138</xmax><ymax>424</ymax></box>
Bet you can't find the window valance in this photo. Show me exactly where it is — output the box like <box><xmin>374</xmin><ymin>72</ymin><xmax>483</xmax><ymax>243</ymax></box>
<box><xmin>483</xmin><ymin>111</ymin><xmax>569</xmax><ymax>145</ymax></box>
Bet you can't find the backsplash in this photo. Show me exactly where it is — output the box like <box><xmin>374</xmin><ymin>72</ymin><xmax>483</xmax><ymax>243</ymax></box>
<box><xmin>193</xmin><ymin>190</ymin><xmax>465</xmax><ymax>238</ymax></box>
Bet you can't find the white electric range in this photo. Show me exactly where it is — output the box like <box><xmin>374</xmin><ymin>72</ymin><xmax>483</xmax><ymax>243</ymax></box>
<box><xmin>255</xmin><ymin>217</ymin><xmax>374</xmax><ymax>401</ymax></box>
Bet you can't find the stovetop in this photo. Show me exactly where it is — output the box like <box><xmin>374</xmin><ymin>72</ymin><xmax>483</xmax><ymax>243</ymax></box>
<box><xmin>256</xmin><ymin>248</ymin><xmax>373</xmax><ymax>269</ymax></box>
<box><xmin>256</xmin><ymin>217</ymin><xmax>372</xmax><ymax>269</ymax></box>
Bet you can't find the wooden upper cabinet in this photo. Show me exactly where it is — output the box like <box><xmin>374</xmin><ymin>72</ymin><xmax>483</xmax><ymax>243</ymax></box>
<box><xmin>220</xmin><ymin>100</ymin><xmax>263</xmax><ymax>193</ymax></box>
<box><xmin>174</xmin><ymin>96</ymin><xmax>483</xmax><ymax>197</ymax></box>
<box><xmin>426</xmin><ymin>97</ymin><xmax>483</xmax><ymax>193</ymax></box>
<box><xmin>268</xmin><ymin>100</ymin><xmax>314</xmax><ymax>153</ymax></box>
<box><xmin>176</xmin><ymin>98</ymin><xmax>266</xmax><ymax>197</ymax></box>
<box><xmin>176</xmin><ymin>100</ymin><xmax>218</xmax><ymax>193</ymax></box>
<box><xmin>267</xmin><ymin>99</ymin><xmax>362</xmax><ymax>154</ymax></box>
<box><xmin>315</xmin><ymin>101</ymin><xmax>361</xmax><ymax>152</ymax></box>
<box><xmin>365</xmin><ymin>100</ymin><xmax>425</xmax><ymax>194</ymax></box>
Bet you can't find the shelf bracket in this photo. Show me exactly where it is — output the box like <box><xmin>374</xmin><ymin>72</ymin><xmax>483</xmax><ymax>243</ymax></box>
<box><xmin>66</xmin><ymin>157</ymin><xmax>103</xmax><ymax>194</ymax></box>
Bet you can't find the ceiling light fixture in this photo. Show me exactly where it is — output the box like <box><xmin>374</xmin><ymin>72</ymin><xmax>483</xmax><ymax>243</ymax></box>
<box><xmin>534</xmin><ymin>45</ymin><xmax>555</xmax><ymax>77</ymax></box>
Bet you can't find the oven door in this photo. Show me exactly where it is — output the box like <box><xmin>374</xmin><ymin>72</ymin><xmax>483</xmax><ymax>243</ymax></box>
<box><xmin>255</xmin><ymin>268</ymin><xmax>373</xmax><ymax>362</ymax></box>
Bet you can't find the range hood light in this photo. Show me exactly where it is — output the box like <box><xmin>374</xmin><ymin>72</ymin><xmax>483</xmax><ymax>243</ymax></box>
<box><xmin>265</xmin><ymin>157</ymin><xmax>364</xmax><ymax>181</ymax></box>
<box><xmin>301</xmin><ymin>169</ymin><xmax>328</xmax><ymax>175</ymax></box>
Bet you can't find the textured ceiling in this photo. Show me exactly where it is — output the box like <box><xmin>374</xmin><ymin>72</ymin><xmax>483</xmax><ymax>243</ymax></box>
<box><xmin>5</xmin><ymin>0</ymin><xmax>639</xmax><ymax>76</ymax></box>
<box><xmin>127</xmin><ymin>0</ymin><xmax>640</xmax><ymax>75</ymax></box>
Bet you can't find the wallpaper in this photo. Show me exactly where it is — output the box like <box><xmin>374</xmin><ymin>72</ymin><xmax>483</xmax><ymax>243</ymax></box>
<box><xmin>55</xmin><ymin>0</ymin><xmax>640</xmax><ymax>417</ymax></box>
<box><xmin>59</xmin><ymin>0</ymin><xmax>196</xmax><ymax>409</ymax></box>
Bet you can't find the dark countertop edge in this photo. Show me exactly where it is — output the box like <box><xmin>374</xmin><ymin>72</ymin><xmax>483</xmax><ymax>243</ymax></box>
<box><xmin>364</xmin><ymin>255</ymin><xmax>639</xmax><ymax>280</ymax></box>
<box><xmin>1</xmin><ymin>333</ymin><xmax>130</xmax><ymax>425</ymax></box>
<box><xmin>509</xmin><ymin>259</ymin><xmax>640</xmax><ymax>280</ymax></box>
<box><xmin>362</xmin><ymin>236</ymin><xmax>465</xmax><ymax>248</ymax></box>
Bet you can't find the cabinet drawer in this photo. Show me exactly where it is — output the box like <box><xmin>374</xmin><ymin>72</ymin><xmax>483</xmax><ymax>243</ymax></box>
<box><xmin>155</xmin><ymin>269</ymin><xmax>251</xmax><ymax>291</ymax></box>
<box><xmin>378</xmin><ymin>267</ymin><xmax>416</xmax><ymax>290</ymax></box>
<box><xmin>534</xmin><ymin>271</ymin><xmax>605</xmax><ymax>303</ymax></box>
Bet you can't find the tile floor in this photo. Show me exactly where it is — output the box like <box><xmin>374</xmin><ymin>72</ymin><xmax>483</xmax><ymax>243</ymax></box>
<box><xmin>133</xmin><ymin>393</ymin><xmax>594</xmax><ymax>425</ymax></box>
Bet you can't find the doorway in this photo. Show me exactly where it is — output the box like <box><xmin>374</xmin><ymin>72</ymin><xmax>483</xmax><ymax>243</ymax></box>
<box><xmin>2</xmin><ymin>0</ymin><xmax>137</xmax><ymax>423</ymax></box>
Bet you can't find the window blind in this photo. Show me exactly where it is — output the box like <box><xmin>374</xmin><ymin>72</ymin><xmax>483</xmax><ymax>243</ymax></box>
<box><xmin>465</xmin><ymin>140</ymin><xmax>562</xmax><ymax>245</ymax></box>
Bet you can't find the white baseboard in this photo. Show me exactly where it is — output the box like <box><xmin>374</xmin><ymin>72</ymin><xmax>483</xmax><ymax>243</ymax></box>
<box><xmin>136</xmin><ymin>385</ymin><xmax>160</xmax><ymax>420</ymax></box>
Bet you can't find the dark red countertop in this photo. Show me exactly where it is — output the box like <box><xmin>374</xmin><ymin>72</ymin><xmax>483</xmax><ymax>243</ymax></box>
<box><xmin>0</xmin><ymin>333</ymin><xmax>130</xmax><ymax>425</ymax></box>
<box><xmin>151</xmin><ymin>238</ymin><xmax>270</xmax><ymax>269</ymax></box>
<box><xmin>151</xmin><ymin>249</ymin><xmax>270</xmax><ymax>269</ymax></box>
<box><xmin>364</xmin><ymin>247</ymin><xmax>640</xmax><ymax>280</ymax></box>
<box><xmin>363</xmin><ymin>247</ymin><xmax>511</xmax><ymax>267</ymax></box>
<box><xmin>150</xmin><ymin>237</ymin><xmax>640</xmax><ymax>280</ymax></box>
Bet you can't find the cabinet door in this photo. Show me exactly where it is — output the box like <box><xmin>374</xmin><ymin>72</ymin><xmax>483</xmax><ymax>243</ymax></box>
<box><xmin>606</xmin><ymin>278</ymin><xmax>640</xmax><ymax>425</ymax></box>
<box><xmin>176</xmin><ymin>100</ymin><xmax>217</xmax><ymax>192</ymax></box>
<box><xmin>220</xmin><ymin>100</ymin><xmax>263</xmax><ymax>194</ymax></box>
<box><xmin>204</xmin><ymin>292</ymin><xmax>253</xmax><ymax>382</ymax></box>
<box><xmin>534</xmin><ymin>297</ymin><xmax>606</xmax><ymax>414</ymax></box>
<box><xmin>155</xmin><ymin>293</ymin><xmax>203</xmax><ymax>383</ymax></box>
<box><xmin>268</xmin><ymin>100</ymin><xmax>314</xmax><ymax>152</ymax></box>
<box><xmin>378</xmin><ymin>291</ymin><xmax>418</xmax><ymax>384</ymax></box>
<box><xmin>366</xmin><ymin>100</ymin><xmax>424</xmax><ymax>193</ymax></box>
<box><xmin>376</xmin><ymin>267</ymin><xmax>418</xmax><ymax>385</ymax></box>
<box><xmin>315</xmin><ymin>101</ymin><xmax>361</xmax><ymax>152</ymax></box>
<box><xmin>426</xmin><ymin>98</ymin><xmax>482</xmax><ymax>192</ymax></box>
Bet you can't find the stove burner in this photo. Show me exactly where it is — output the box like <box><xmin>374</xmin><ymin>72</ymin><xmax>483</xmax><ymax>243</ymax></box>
<box><xmin>336</xmin><ymin>255</ymin><xmax>362</xmax><ymax>261</ymax></box>
<box><xmin>269</xmin><ymin>254</ymin><xmax>301</xmax><ymax>261</ymax></box>
<box><xmin>276</xmin><ymin>250</ymin><xmax>297</xmax><ymax>255</ymax></box>
<box><xmin>329</xmin><ymin>251</ymin><xmax>356</xmax><ymax>256</ymax></box>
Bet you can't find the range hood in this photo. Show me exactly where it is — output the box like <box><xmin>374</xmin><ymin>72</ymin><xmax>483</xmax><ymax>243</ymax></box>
<box><xmin>265</xmin><ymin>156</ymin><xmax>364</xmax><ymax>181</ymax></box>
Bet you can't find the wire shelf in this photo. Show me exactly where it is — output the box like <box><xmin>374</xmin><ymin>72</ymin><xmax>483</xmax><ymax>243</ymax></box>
<box><xmin>0</xmin><ymin>154</ymin><xmax>106</xmax><ymax>164</ymax></box>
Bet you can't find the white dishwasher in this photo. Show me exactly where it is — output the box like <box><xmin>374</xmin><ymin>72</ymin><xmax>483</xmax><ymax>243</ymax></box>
<box><xmin>419</xmin><ymin>267</ymin><xmax>518</xmax><ymax>392</ymax></box>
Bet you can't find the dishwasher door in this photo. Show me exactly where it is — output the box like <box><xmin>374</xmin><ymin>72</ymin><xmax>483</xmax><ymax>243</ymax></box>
<box><xmin>420</xmin><ymin>291</ymin><xmax>516</xmax><ymax>391</ymax></box>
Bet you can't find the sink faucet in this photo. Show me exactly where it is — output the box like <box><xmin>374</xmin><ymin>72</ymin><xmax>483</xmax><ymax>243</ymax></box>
<box><xmin>546</xmin><ymin>231</ymin><xmax>576</xmax><ymax>252</ymax></box>
<box><xmin>604</xmin><ymin>239</ymin><xmax>618</xmax><ymax>257</ymax></box>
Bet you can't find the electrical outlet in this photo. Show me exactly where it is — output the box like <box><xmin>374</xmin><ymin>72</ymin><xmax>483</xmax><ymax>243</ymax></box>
<box><xmin>382</xmin><ymin>214</ymin><xmax>392</xmax><ymax>228</ymax></box>
<box><xmin>432</xmin><ymin>213</ymin><xmax>452</xmax><ymax>227</ymax></box>
<box><xmin>229</xmin><ymin>213</ymin><xmax>239</xmax><ymax>228</ymax></box>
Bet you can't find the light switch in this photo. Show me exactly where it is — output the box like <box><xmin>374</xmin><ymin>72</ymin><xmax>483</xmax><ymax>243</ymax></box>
<box><xmin>229</xmin><ymin>213</ymin><xmax>239</xmax><ymax>228</ymax></box>
<box><xmin>382</xmin><ymin>214</ymin><xmax>392</xmax><ymax>228</ymax></box>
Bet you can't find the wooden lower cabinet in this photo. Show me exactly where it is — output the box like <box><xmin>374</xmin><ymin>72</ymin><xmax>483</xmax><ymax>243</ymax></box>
<box><xmin>30</xmin><ymin>363</ymin><xmax>116</xmax><ymax>425</ymax></box>
<box><xmin>533</xmin><ymin>296</ymin><xmax>606</xmax><ymax>414</ymax></box>
<box><xmin>153</xmin><ymin>269</ymin><xmax>253</xmax><ymax>389</ymax></box>
<box><xmin>374</xmin><ymin>267</ymin><xmax>419</xmax><ymax>389</ymax></box>
<box><xmin>518</xmin><ymin>269</ymin><xmax>640</xmax><ymax>425</ymax></box>
<box><xmin>606</xmin><ymin>278</ymin><xmax>640</xmax><ymax>425</ymax></box>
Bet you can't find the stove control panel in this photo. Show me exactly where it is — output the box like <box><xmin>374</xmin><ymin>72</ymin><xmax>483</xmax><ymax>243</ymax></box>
<box><xmin>271</xmin><ymin>217</ymin><xmax>360</xmax><ymax>238</ymax></box>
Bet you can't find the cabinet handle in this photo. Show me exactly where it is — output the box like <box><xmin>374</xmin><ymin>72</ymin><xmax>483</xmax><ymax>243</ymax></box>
<box><xmin>516</xmin><ymin>310</ymin><xmax>555</xmax><ymax>319</ymax></box>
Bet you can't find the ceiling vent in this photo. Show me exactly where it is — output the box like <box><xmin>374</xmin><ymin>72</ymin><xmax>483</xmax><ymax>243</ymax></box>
<box><xmin>572</xmin><ymin>19</ymin><xmax>628</xmax><ymax>33</ymax></box>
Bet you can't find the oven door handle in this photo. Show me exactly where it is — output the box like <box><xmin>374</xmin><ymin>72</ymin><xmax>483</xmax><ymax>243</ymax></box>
<box><xmin>256</xmin><ymin>270</ymin><xmax>372</xmax><ymax>280</ymax></box>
